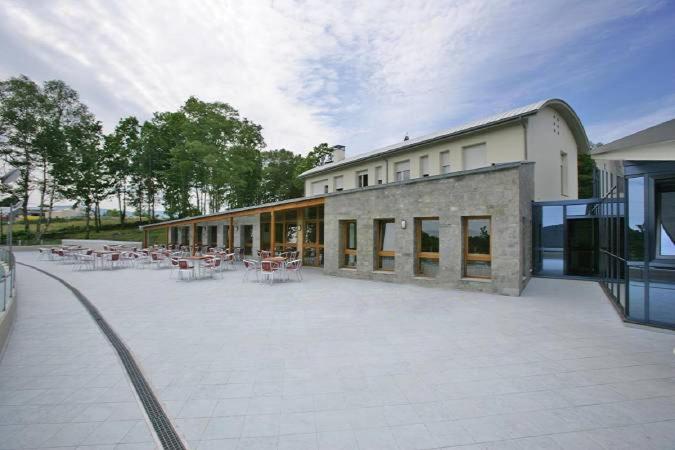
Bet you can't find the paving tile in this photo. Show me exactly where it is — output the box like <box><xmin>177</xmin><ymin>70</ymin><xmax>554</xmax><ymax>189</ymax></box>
<box><xmin>353</xmin><ymin>427</ymin><xmax>400</xmax><ymax>450</ymax></box>
<box><xmin>201</xmin><ymin>415</ymin><xmax>244</xmax><ymax>440</ymax></box>
<box><xmin>278</xmin><ymin>432</ymin><xmax>319</xmax><ymax>450</ymax></box>
<box><xmin>390</xmin><ymin>423</ymin><xmax>436</xmax><ymax>449</ymax></box>
<box><xmin>241</xmin><ymin>413</ymin><xmax>280</xmax><ymax>437</ymax></box>
<box><xmin>80</xmin><ymin>420</ymin><xmax>139</xmax><ymax>446</ymax></box>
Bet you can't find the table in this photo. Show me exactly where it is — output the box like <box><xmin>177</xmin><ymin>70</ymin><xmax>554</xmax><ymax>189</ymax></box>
<box><xmin>184</xmin><ymin>256</ymin><xmax>215</xmax><ymax>279</ymax></box>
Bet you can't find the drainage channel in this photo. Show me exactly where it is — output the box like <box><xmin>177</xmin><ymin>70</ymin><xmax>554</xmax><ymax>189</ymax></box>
<box><xmin>19</xmin><ymin>262</ymin><xmax>187</xmax><ymax>450</ymax></box>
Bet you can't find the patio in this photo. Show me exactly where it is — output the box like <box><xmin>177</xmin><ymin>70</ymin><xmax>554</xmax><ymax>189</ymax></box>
<box><xmin>3</xmin><ymin>251</ymin><xmax>675</xmax><ymax>449</ymax></box>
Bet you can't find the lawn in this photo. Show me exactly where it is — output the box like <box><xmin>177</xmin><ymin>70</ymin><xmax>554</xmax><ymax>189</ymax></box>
<box><xmin>1</xmin><ymin>216</ymin><xmax>167</xmax><ymax>245</ymax></box>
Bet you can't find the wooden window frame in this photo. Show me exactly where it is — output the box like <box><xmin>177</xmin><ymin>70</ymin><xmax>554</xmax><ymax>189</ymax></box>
<box><xmin>415</xmin><ymin>217</ymin><xmax>440</xmax><ymax>276</ymax></box>
<box><xmin>375</xmin><ymin>219</ymin><xmax>395</xmax><ymax>271</ymax></box>
<box><xmin>340</xmin><ymin>220</ymin><xmax>357</xmax><ymax>268</ymax></box>
<box><xmin>357</xmin><ymin>170</ymin><xmax>369</xmax><ymax>188</ymax></box>
<box><xmin>463</xmin><ymin>216</ymin><xmax>492</xmax><ymax>279</ymax></box>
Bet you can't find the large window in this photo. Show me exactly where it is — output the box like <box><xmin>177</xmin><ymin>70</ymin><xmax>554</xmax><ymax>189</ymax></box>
<box><xmin>375</xmin><ymin>166</ymin><xmax>383</xmax><ymax>184</ymax></box>
<box><xmin>462</xmin><ymin>143</ymin><xmax>487</xmax><ymax>170</ymax></box>
<box><xmin>656</xmin><ymin>178</ymin><xmax>675</xmax><ymax>258</ymax></box>
<box><xmin>419</xmin><ymin>155</ymin><xmax>430</xmax><ymax>177</ymax></box>
<box><xmin>463</xmin><ymin>216</ymin><xmax>491</xmax><ymax>278</ymax></box>
<box><xmin>375</xmin><ymin>219</ymin><xmax>395</xmax><ymax>270</ymax></box>
<box><xmin>357</xmin><ymin>170</ymin><xmax>369</xmax><ymax>188</ymax></box>
<box><xmin>340</xmin><ymin>220</ymin><xmax>357</xmax><ymax>268</ymax></box>
<box><xmin>334</xmin><ymin>175</ymin><xmax>343</xmax><ymax>192</ymax></box>
<box><xmin>394</xmin><ymin>160</ymin><xmax>410</xmax><ymax>181</ymax></box>
<box><xmin>440</xmin><ymin>151</ymin><xmax>450</xmax><ymax>174</ymax></box>
<box><xmin>627</xmin><ymin>177</ymin><xmax>645</xmax><ymax>262</ymax></box>
<box><xmin>415</xmin><ymin>218</ymin><xmax>439</xmax><ymax>277</ymax></box>
<box><xmin>303</xmin><ymin>205</ymin><xmax>324</xmax><ymax>266</ymax></box>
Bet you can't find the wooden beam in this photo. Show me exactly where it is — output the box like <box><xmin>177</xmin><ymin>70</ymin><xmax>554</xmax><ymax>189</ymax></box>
<box><xmin>140</xmin><ymin>197</ymin><xmax>326</xmax><ymax>231</ymax></box>
<box><xmin>270</xmin><ymin>210</ymin><xmax>276</xmax><ymax>254</ymax></box>
<box><xmin>229</xmin><ymin>216</ymin><xmax>234</xmax><ymax>251</ymax></box>
<box><xmin>143</xmin><ymin>229</ymin><xmax>148</xmax><ymax>249</ymax></box>
<box><xmin>191</xmin><ymin>222</ymin><xmax>197</xmax><ymax>255</ymax></box>
<box><xmin>297</xmin><ymin>208</ymin><xmax>304</xmax><ymax>260</ymax></box>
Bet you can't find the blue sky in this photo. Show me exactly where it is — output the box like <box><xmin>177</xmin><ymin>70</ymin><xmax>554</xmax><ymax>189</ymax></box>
<box><xmin>1</xmin><ymin>0</ymin><xmax>674</xmax><ymax>155</ymax></box>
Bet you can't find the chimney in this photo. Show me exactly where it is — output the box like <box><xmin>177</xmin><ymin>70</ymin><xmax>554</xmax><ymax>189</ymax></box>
<box><xmin>330</xmin><ymin>145</ymin><xmax>346</xmax><ymax>163</ymax></box>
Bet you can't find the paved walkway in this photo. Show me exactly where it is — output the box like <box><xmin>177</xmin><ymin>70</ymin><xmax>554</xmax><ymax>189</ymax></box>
<box><xmin>0</xmin><ymin>262</ymin><xmax>158</xmax><ymax>449</ymax></box>
<box><xmin>7</xmin><ymin>252</ymin><xmax>675</xmax><ymax>449</ymax></box>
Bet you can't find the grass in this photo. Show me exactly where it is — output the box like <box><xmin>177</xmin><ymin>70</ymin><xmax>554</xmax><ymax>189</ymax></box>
<box><xmin>1</xmin><ymin>216</ymin><xmax>167</xmax><ymax>245</ymax></box>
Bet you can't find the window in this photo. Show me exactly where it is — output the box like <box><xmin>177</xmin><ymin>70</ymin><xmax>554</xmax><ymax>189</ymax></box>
<box><xmin>419</xmin><ymin>155</ymin><xmax>430</xmax><ymax>177</ymax></box>
<box><xmin>357</xmin><ymin>170</ymin><xmax>369</xmax><ymax>188</ymax></box>
<box><xmin>375</xmin><ymin>166</ymin><xmax>383</xmax><ymax>184</ymax></box>
<box><xmin>656</xmin><ymin>178</ymin><xmax>675</xmax><ymax>258</ymax></box>
<box><xmin>560</xmin><ymin>151</ymin><xmax>568</xmax><ymax>196</ymax></box>
<box><xmin>462</xmin><ymin>143</ymin><xmax>487</xmax><ymax>170</ymax></box>
<box><xmin>375</xmin><ymin>219</ymin><xmax>395</xmax><ymax>270</ymax></box>
<box><xmin>340</xmin><ymin>220</ymin><xmax>357</xmax><ymax>268</ymax></box>
<box><xmin>394</xmin><ymin>160</ymin><xmax>410</xmax><ymax>181</ymax></box>
<box><xmin>415</xmin><ymin>218</ymin><xmax>439</xmax><ymax>277</ymax></box>
<box><xmin>440</xmin><ymin>151</ymin><xmax>450</xmax><ymax>174</ymax></box>
<box><xmin>311</xmin><ymin>179</ymin><xmax>328</xmax><ymax>195</ymax></box>
<box><xmin>627</xmin><ymin>177</ymin><xmax>645</xmax><ymax>262</ymax></box>
<box><xmin>334</xmin><ymin>175</ymin><xmax>343</xmax><ymax>192</ymax></box>
<box><xmin>463</xmin><ymin>216</ymin><xmax>491</xmax><ymax>278</ymax></box>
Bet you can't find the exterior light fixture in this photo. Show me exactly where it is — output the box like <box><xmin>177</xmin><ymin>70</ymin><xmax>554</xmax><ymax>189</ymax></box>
<box><xmin>401</xmin><ymin>219</ymin><xmax>406</xmax><ymax>229</ymax></box>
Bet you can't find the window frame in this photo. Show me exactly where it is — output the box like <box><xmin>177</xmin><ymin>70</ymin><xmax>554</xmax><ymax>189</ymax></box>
<box><xmin>440</xmin><ymin>150</ymin><xmax>450</xmax><ymax>174</ymax></box>
<box><xmin>463</xmin><ymin>216</ymin><xmax>492</xmax><ymax>279</ymax></box>
<box><xmin>560</xmin><ymin>151</ymin><xmax>569</xmax><ymax>196</ymax></box>
<box><xmin>340</xmin><ymin>220</ymin><xmax>357</xmax><ymax>268</ymax></box>
<box><xmin>357</xmin><ymin>170</ymin><xmax>369</xmax><ymax>188</ymax></box>
<box><xmin>374</xmin><ymin>218</ymin><xmax>395</xmax><ymax>271</ymax></box>
<box><xmin>394</xmin><ymin>160</ymin><xmax>411</xmax><ymax>182</ymax></box>
<box><xmin>415</xmin><ymin>217</ymin><xmax>440</xmax><ymax>276</ymax></box>
<box><xmin>655</xmin><ymin>177</ymin><xmax>675</xmax><ymax>260</ymax></box>
<box><xmin>419</xmin><ymin>155</ymin><xmax>430</xmax><ymax>177</ymax></box>
<box><xmin>333</xmin><ymin>175</ymin><xmax>344</xmax><ymax>192</ymax></box>
<box><xmin>375</xmin><ymin>165</ymin><xmax>383</xmax><ymax>184</ymax></box>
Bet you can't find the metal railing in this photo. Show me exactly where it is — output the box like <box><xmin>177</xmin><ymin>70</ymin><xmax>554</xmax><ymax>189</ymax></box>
<box><xmin>0</xmin><ymin>248</ymin><xmax>16</xmax><ymax>312</ymax></box>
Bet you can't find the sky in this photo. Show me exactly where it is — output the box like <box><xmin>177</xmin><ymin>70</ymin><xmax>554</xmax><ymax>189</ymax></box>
<box><xmin>1</xmin><ymin>0</ymin><xmax>675</xmax><ymax>158</ymax></box>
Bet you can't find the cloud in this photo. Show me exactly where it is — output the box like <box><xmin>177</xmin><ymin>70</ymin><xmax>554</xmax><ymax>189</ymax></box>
<box><xmin>0</xmin><ymin>0</ymin><xmax>669</xmax><ymax>156</ymax></box>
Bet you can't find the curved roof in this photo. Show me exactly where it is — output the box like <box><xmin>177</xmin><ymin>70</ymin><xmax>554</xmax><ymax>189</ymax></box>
<box><xmin>300</xmin><ymin>98</ymin><xmax>589</xmax><ymax>178</ymax></box>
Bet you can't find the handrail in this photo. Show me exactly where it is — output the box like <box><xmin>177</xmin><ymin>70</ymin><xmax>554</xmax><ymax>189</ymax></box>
<box><xmin>0</xmin><ymin>248</ymin><xmax>16</xmax><ymax>312</ymax></box>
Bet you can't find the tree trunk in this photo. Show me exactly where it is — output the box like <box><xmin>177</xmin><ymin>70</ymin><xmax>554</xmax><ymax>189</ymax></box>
<box><xmin>85</xmin><ymin>204</ymin><xmax>91</xmax><ymax>239</ymax></box>
<box><xmin>44</xmin><ymin>181</ymin><xmax>56</xmax><ymax>233</ymax></box>
<box><xmin>36</xmin><ymin>162</ymin><xmax>48</xmax><ymax>240</ymax></box>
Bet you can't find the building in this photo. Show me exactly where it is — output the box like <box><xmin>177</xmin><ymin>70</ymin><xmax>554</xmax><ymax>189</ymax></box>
<box><xmin>300</xmin><ymin>99</ymin><xmax>587</xmax><ymax>202</ymax></box>
<box><xmin>591</xmin><ymin>119</ymin><xmax>675</xmax><ymax>329</ymax></box>
<box><xmin>140</xmin><ymin>98</ymin><xmax>589</xmax><ymax>297</ymax></box>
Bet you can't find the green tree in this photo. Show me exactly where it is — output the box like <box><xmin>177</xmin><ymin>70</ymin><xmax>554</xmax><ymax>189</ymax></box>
<box><xmin>579</xmin><ymin>144</ymin><xmax>598</xmax><ymax>198</ymax></box>
<box><xmin>296</xmin><ymin>143</ymin><xmax>333</xmax><ymax>175</ymax></box>
<box><xmin>105</xmin><ymin>116</ymin><xmax>140</xmax><ymax>225</ymax></box>
<box><xmin>0</xmin><ymin>75</ymin><xmax>43</xmax><ymax>234</ymax></box>
<box><xmin>259</xmin><ymin>149</ymin><xmax>305</xmax><ymax>202</ymax></box>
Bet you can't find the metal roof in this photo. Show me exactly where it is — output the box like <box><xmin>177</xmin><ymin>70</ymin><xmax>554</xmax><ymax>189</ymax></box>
<box><xmin>592</xmin><ymin>118</ymin><xmax>675</xmax><ymax>155</ymax></box>
<box><xmin>300</xmin><ymin>98</ymin><xmax>588</xmax><ymax>178</ymax></box>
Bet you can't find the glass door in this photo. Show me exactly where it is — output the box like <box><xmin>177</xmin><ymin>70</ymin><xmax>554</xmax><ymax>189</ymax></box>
<box><xmin>565</xmin><ymin>218</ymin><xmax>599</xmax><ymax>276</ymax></box>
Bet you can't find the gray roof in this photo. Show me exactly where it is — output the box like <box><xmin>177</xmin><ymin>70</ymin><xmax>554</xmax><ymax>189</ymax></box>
<box><xmin>300</xmin><ymin>98</ymin><xmax>588</xmax><ymax>178</ymax></box>
<box><xmin>593</xmin><ymin>118</ymin><xmax>675</xmax><ymax>155</ymax></box>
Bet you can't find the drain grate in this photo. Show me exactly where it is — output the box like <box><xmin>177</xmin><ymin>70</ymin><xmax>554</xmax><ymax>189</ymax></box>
<box><xmin>19</xmin><ymin>263</ymin><xmax>187</xmax><ymax>450</ymax></box>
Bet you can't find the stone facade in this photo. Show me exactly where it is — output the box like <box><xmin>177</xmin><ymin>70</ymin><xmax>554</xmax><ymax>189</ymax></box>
<box><xmin>323</xmin><ymin>162</ymin><xmax>534</xmax><ymax>295</ymax></box>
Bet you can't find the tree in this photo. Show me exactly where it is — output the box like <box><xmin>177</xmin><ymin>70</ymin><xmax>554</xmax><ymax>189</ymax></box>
<box><xmin>36</xmin><ymin>80</ymin><xmax>90</xmax><ymax>237</ymax></box>
<box><xmin>259</xmin><ymin>149</ymin><xmax>304</xmax><ymax>202</ymax></box>
<box><xmin>579</xmin><ymin>144</ymin><xmax>598</xmax><ymax>198</ymax></box>
<box><xmin>105</xmin><ymin>116</ymin><xmax>140</xmax><ymax>225</ymax></box>
<box><xmin>296</xmin><ymin>143</ymin><xmax>333</xmax><ymax>175</ymax></box>
<box><xmin>53</xmin><ymin>114</ymin><xmax>111</xmax><ymax>238</ymax></box>
<box><xmin>0</xmin><ymin>75</ymin><xmax>43</xmax><ymax>234</ymax></box>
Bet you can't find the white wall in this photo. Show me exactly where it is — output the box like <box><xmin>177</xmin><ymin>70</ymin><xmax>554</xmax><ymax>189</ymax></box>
<box><xmin>303</xmin><ymin>123</ymin><xmax>526</xmax><ymax>195</ymax></box>
<box><xmin>526</xmin><ymin>106</ymin><xmax>580</xmax><ymax>201</ymax></box>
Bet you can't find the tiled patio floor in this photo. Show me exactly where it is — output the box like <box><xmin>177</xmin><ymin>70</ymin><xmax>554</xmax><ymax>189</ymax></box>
<box><xmin>4</xmin><ymin>251</ymin><xmax>675</xmax><ymax>449</ymax></box>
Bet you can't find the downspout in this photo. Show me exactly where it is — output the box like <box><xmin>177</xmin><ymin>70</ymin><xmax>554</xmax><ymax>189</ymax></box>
<box><xmin>520</xmin><ymin>117</ymin><xmax>529</xmax><ymax>160</ymax></box>
<box><xmin>385</xmin><ymin>158</ymin><xmax>389</xmax><ymax>184</ymax></box>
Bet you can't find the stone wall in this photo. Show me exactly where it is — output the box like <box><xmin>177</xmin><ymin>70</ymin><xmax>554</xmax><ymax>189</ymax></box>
<box><xmin>323</xmin><ymin>162</ymin><xmax>535</xmax><ymax>296</ymax></box>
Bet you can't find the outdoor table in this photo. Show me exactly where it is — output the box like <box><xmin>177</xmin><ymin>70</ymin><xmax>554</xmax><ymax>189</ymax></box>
<box><xmin>262</xmin><ymin>257</ymin><xmax>287</xmax><ymax>281</ymax></box>
<box><xmin>185</xmin><ymin>255</ymin><xmax>214</xmax><ymax>279</ymax></box>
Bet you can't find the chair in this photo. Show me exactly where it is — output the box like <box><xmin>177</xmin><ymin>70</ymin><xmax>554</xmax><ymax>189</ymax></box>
<box><xmin>260</xmin><ymin>260</ymin><xmax>280</xmax><ymax>285</ymax></box>
<box><xmin>242</xmin><ymin>259</ymin><xmax>259</xmax><ymax>282</ymax></box>
<box><xmin>223</xmin><ymin>253</ymin><xmax>236</xmax><ymax>270</ymax></box>
<box><xmin>73</xmin><ymin>253</ymin><xmax>95</xmax><ymax>271</ymax></box>
<box><xmin>177</xmin><ymin>259</ymin><xmax>194</xmax><ymax>281</ymax></box>
<box><xmin>103</xmin><ymin>253</ymin><xmax>121</xmax><ymax>270</ymax></box>
<box><xmin>150</xmin><ymin>252</ymin><xmax>165</xmax><ymax>269</ymax></box>
<box><xmin>168</xmin><ymin>257</ymin><xmax>180</xmax><ymax>278</ymax></box>
<box><xmin>260</xmin><ymin>250</ymin><xmax>271</xmax><ymax>259</ymax></box>
<box><xmin>285</xmin><ymin>259</ymin><xmax>303</xmax><ymax>281</ymax></box>
<box><xmin>202</xmin><ymin>256</ymin><xmax>222</xmax><ymax>278</ymax></box>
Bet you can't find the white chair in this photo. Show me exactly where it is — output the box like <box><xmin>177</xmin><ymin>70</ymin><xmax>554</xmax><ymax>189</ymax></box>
<box><xmin>285</xmin><ymin>259</ymin><xmax>303</xmax><ymax>281</ymax></box>
<box><xmin>202</xmin><ymin>257</ymin><xmax>222</xmax><ymax>279</ymax></box>
<box><xmin>242</xmin><ymin>259</ymin><xmax>259</xmax><ymax>282</ymax></box>
<box><xmin>260</xmin><ymin>260</ymin><xmax>280</xmax><ymax>285</ymax></box>
<box><xmin>177</xmin><ymin>259</ymin><xmax>194</xmax><ymax>281</ymax></box>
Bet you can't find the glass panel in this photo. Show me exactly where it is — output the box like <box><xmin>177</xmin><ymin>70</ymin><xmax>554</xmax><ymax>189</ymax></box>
<box><xmin>261</xmin><ymin>223</ymin><xmax>271</xmax><ymax>249</ymax></box>
<box><xmin>628</xmin><ymin>265</ymin><xmax>645</xmax><ymax>321</ymax></box>
<box><xmin>566</xmin><ymin>204</ymin><xmax>591</xmax><ymax>216</ymax></box>
<box><xmin>418</xmin><ymin>258</ymin><xmax>438</xmax><ymax>277</ymax></box>
<box><xmin>466</xmin><ymin>261</ymin><xmax>491</xmax><ymax>278</ymax></box>
<box><xmin>648</xmin><ymin>267</ymin><xmax>675</xmax><ymax>326</ymax></box>
<box><xmin>286</xmin><ymin>224</ymin><xmax>298</xmax><ymax>245</ymax></box>
<box><xmin>319</xmin><ymin>222</ymin><xmax>324</xmax><ymax>245</ymax></box>
<box><xmin>466</xmin><ymin>218</ymin><xmax>490</xmax><ymax>254</ymax></box>
<box><xmin>419</xmin><ymin>219</ymin><xmax>439</xmax><ymax>253</ymax></box>
<box><xmin>305</xmin><ymin>207</ymin><xmax>317</xmax><ymax>220</ymax></box>
<box><xmin>304</xmin><ymin>223</ymin><xmax>317</xmax><ymax>244</ymax></box>
<box><xmin>380</xmin><ymin>221</ymin><xmax>395</xmax><ymax>251</ymax></box>
<box><xmin>627</xmin><ymin>177</ymin><xmax>645</xmax><ymax>262</ymax></box>
<box><xmin>343</xmin><ymin>254</ymin><xmax>357</xmax><ymax>268</ymax></box>
<box><xmin>540</xmin><ymin>205</ymin><xmax>564</xmax><ymax>276</ymax></box>
<box><xmin>378</xmin><ymin>256</ymin><xmax>395</xmax><ymax>271</ymax></box>
<box><xmin>303</xmin><ymin>247</ymin><xmax>319</xmax><ymax>266</ymax></box>
<box><xmin>656</xmin><ymin>179</ymin><xmax>675</xmax><ymax>257</ymax></box>
<box><xmin>347</xmin><ymin>222</ymin><xmax>357</xmax><ymax>250</ymax></box>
